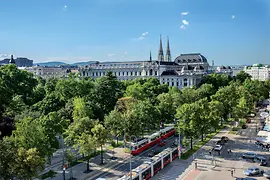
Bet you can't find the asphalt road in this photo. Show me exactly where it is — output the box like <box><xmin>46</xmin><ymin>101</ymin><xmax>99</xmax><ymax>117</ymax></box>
<box><xmin>91</xmin><ymin>135</ymin><xmax>179</xmax><ymax>180</ymax></box>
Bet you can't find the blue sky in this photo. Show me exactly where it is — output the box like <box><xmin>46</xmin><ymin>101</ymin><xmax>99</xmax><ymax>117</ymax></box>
<box><xmin>0</xmin><ymin>0</ymin><xmax>269</xmax><ymax>65</ymax></box>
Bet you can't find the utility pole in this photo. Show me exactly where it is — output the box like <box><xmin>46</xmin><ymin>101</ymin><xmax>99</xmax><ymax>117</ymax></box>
<box><xmin>129</xmin><ymin>135</ymin><xmax>137</xmax><ymax>180</ymax></box>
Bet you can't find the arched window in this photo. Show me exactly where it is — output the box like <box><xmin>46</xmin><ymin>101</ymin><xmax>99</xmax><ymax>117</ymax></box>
<box><xmin>150</xmin><ymin>69</ymin><xmax>153</xmax><ymax>76</ymax></box>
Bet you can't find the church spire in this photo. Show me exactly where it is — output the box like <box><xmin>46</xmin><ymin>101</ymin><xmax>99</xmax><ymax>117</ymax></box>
<box><xmin>158</xmin><ymin>35</ymin><xmax>164</xmax><ymax>61</ymax></box>
<box><xmin>165</xmin><ymin>36</ymin><xmax>171</xmax><ymax>62</ymax></box>
<box><xmin>150</xmin><ymin>50</ymin><xmax>152</xmax><ymax>61</ymax></box>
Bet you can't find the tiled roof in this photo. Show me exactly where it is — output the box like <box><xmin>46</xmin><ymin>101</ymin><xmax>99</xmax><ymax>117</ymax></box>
<box><xmin>161</xmin><ymin>70</ymin><xmax>178</xmax><ymax>76</ymax></box>
<box><xmin>174</xmin><ymin>53</ymin><xmax>208</xmax><ymax>64</ymax></box>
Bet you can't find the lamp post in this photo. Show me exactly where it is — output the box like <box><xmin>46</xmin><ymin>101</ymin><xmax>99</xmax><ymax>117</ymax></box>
<box><xmin>125</xmin><ymin>135</ymin><xmax>137</xmax><ymax>180</ymax></box>
<box><xmin>60</xmin><ymin>135</ymin><xmax>66</xmax><ymax>180</ymax></box>
<box><xmin>176</xmin><ymin>119</ymin><xmax>182</xmax><ymax>159</ymax></box>
<box><xmin>249</xmin><ymin>129</ymin><xmax>252</xmax><ymax>143</ymax></box>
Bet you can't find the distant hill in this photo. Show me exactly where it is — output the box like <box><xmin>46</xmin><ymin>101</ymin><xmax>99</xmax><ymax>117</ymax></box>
<box><xmin>34</xmin><ymin>61</ymin><xmax>67</xmax><ymax>66</ymax></box>
<box><xmin>34</xmin><ymin>61</ymin><xmax>97</xmax><ymax>66</ymax></box>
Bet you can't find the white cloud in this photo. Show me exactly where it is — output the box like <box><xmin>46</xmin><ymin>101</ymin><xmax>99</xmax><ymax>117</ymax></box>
<box><xmin>133</xmin><ymin>31</ymin><xmax>149</xmax><ymax>41</ymax></box>
<box><xmin>182</xmin><ymin>20</ymin><xmax>189</xmax><ymax>25</ymax></box>
<box><xmin>181</xmin><ymin>12</ymin><xmax>189</xmax><ymax>16</ymax></box>
<box><xmin>180</xmin><ymin>25</ymin><xmax>186</xmax><ymax>30</ymax></box>
<box><xmin>142</xmin><ymin>32</ymin><xmax>148</xmax><ymax>36</ymax></box>
<box><xmin>0</xmin><ymin>54</ymin><xmax>11</xmax><ymax>58</ymax></box>
<box><xmin>108</xmin><ymin>54</ymin><xmax>114</xmax><ymax>57</ymax></box>
<box><xmin>232</xmin><ymin>15</ymin><xmax>235</xmax><ymax>19</ymax></box>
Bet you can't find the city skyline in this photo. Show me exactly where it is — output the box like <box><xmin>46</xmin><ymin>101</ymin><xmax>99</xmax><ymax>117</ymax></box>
<box><xmin>0</xmin><ymin>0</ymin><xmax>270</xmax><ymax>65</ymax></box>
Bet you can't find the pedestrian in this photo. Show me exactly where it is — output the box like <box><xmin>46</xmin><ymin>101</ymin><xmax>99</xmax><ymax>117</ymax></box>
<box><xmin>209</xmin><ymin>151</ymin><xmax>212</xmax><ymax>155</ymax></box>
<box><xmin>195</xmin><ymin>161</ymin><xmax>198</xmax><ymax>169</ymax></box>
<box><xmin>227</xmin><ymin>149</ymin><xmax>230</xmax><ymax>154</ymax></box>
<box><xmin>230</xmin><ymin>149</ymin><xmax>232</xmax><ymax>153</ymax></box>
<box><xmin>231</xmin><ymin>169</ymin><xmax>234</xmax><ymax>177</ymax></box>
<box><xmin>218</xmin><ymin>151</ymin><xmax>221</xmax><ymax>155</ymax></box>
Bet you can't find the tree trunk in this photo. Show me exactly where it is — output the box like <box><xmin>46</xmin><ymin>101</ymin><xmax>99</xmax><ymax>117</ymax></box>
<box><xmin>116</xmin><ymin>137</ymin><xmax>119</xmax><ymax>145</ymax></box>
<box><xmin>100</xmin><ymin>145</ymin><xmax>103</xmax><ymax>164</ymax></box>
<box><xmin>190</xmin><ymin>137</ymin><xmax>193</xmax><ymax>150</ymax></box>
<box><xmin>86</xmin><ymin>158</ymin><xmax>90</xmax><ymax>171</ymax></box>
<box><xmin>201</xmin><ymin>130</ymin><xmax>204</xmax><ymax>141</ymax></box>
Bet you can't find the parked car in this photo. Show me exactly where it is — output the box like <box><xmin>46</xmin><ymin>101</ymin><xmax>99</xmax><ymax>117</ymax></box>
<box><xmin>214</xmin><ymin>144</ymin><xmax>223</xmax><ymax>151</ymax></box>
<box><xmin>263</xmin><ymin>170</ymin><xmax>270</xmax><ymax>179</ymax></box>
<box><xmin>159</xmin><ymin>140</ymin><xmax>166</xmax><ymax>147</ymax></box>
<box><xmin>221</xmin><ymin>136</ymin><xmax>229</xmax><ymax>142</ymax></box>
<box><xmin>242</xmin><ymin>152</ymin><xmax>257</xmax><ymax>159</ymax></box>
<box><xmin>255</xmin><ymin>156</ymin><xmax>267</xmax><ymax>166</ymax></box>
<box><xmin>243</xmin><ymin>167</ymin><xmax>264</xmax><ymax>176</ymax></box>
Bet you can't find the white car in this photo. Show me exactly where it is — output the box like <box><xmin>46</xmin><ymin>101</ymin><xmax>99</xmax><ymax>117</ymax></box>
<box><xmin>214</xmin><ymin>145</ymin><xmax>222</xmax><ymax>151</ymax></box>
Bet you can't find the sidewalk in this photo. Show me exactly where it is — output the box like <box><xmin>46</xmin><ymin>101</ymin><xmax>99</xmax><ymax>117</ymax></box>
<box><xmin>43</xmin><ymin>147</ymin><xmax>130</xmax><ymax>180</ymax></box>
<box><xmin>151</xmin><ymin>127</ymin><xmax>230</xmax><ymax>180</ymax></box>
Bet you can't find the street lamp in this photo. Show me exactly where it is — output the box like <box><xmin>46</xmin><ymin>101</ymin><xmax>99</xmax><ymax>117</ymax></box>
<box><xmin>175</xmin><ymin>119</ymin><xmax>182</xmax><ymax>159</ymax></box>
<box><xmin>125</xmin><ymin>135</ymin><xmax>137</xmax><ymax>180</ymax></box>
<box><xmin>249</xmin><ymin>129</ymin><xmax>252</xmax><ymax>143</ymax></box>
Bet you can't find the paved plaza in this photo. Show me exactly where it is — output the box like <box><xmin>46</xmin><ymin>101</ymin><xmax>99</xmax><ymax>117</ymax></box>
<box><xmin>152</xmin><ymin>113</ymin><xmax>270</xmax><ymax>180</ymax></box>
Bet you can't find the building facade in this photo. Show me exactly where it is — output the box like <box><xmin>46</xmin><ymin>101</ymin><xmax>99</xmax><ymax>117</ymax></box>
<box><xmin>79</xmin><ymin>36</ymin><xmax>211</xmax><ymax>89</ymax></box>
<box><xmin>244</xmin><ymin>64</ymin><xmax>270</xmax><ymax>81</ymax></box>
<box><xmin>20</xmin><ymin>66</ymin><xmax>71</xmax><ymax>79</ymax></box>
<box><xmin>0</xmin><ymin>57</ymin><xmax>33</xmax><ymax>67</ymax></box>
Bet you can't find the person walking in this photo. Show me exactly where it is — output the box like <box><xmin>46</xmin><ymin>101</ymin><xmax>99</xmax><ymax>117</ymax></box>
<box><xmin>195</xmin><ymin>161</ymin><xmax>198</xmax><ymax>169</ymax></box>
<box><xmin>231</xmin><ymin>169</ymin><xmax>234</xmax><ymax>177</ymax></box>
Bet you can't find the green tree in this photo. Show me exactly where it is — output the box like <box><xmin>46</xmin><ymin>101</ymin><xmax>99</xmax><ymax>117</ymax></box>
<box><xmin>208</xmin><ymin>100</ymin><xmax>224</xmax><ymax>131</ymax></box>
<box><xmin>72</xmin><ymin>97</ymin><xmax>92</xmax><ymax>120</ymax></box>
<box><xmin>197</xmin><ymin>84</ymin><xmax>215</xmax><ymax>100</ymax></box>
<box><xmin>199</xmin><ymin>73</ymin><xmax>231</xmax><ymax>90</ymax></box>
<box><xmin>180</xmin><ymin>87</ymin><xmax>199</xmax><ymax>104</ymax></box>
<box><xmin>156</xmin><ymin>93</ymin><xmax>176</xmax><ymax>124</ymax></box>
<box><xmin>94</xmin><ymin>72</ymin><xmax>124</xmax><ymax>119</ymax></box>
<box><xmin>64</xmin><ymin>117</ymin><xmax>97</xmax><ymax>171</ymax></box>
<box><xmin>104</xmin><ymin>109</ymin><xmax>124</xmax><ymax>144</ymax></box>
<box><xmin>132</xmin><ymin>100</ymin><xmax>160</xmax><ymax>134</ymax></box>
<box><xmin>33</xmin><ymin>92</ymin><xmax>64</xmax><ymax>115</ymax></box>
<box><xmin>211</xmin><ymin>84</ymin><xmax>238</xmax><ymax>123</ymax></box>
<box><xmin>0</xmin><ymin>64</ymin><xmax>37</xmax><ymax>106</ymax></box>
<box><xmin>234</xmin><ymin>71</ymin><xmax>252</xmax><ymax>83</ymax></box>
<box><xmin>232</xmin><ymin>97</ymin><xmax>249</xmax><ymax>121</ymax></box>
<box><xmin>91</xmin><ymin>124</ymin><xmax>109</xmax><ymax>164</ymax></box>
<box><xmin>0</xmin><ymin>137</ymin><xmax>16</xmax><ymax>180</ymax></box>
<box><xmin>55</xmin><ymin>74</ymin><xmax>94</xmax><ymax>101</ymax></box>
<box><xmin>175</xmin><ymin>103</ymin><xmax>198</xmax><ymax>150</ymax></box>
<box><xmin>12</xmin><ymin>117</ymin><xmax>52</xmax><ymax>157</ymax></box>
<box><xmin>11</xmin><ymin>147</ymin><xmax>45</xmax><ymax>180</ymax></box>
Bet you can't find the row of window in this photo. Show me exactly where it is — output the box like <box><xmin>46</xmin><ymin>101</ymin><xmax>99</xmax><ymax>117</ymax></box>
<box><xmin>83</xmin><ymin>70</ymin><xmax>159</xmax><ymax>77</ymax></box>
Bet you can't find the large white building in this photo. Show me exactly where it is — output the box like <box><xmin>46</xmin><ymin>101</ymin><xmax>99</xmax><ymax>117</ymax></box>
<box><xmin>79</xmin><ymin>36</ymin><xmax>212</xmax><ymax>89</ymax></box>
<box><xmin>244</xmin><ymin>64</ymin><xmax>270</xmax><ymax>81</ymax></box>
<box><xmin>20</xmin><ymin>66</ymin><xmax>72</xmax><ymax>79</ymax></box>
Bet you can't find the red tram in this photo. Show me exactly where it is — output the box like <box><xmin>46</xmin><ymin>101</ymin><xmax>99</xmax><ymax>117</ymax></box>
<box><xmin>119</xmin><ymin>147</ymin><xmax>179</xmax><ymax>180</ymax></box>
<box><xmin>130</xmin><ymin>126</ymin><xmax>175</xmax><ymax>155</ymax></box>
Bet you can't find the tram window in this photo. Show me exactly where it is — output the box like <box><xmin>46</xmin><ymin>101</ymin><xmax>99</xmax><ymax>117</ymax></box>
<box><xmin>164</xmin><ymin>155</ymin><xmax>170</xmax><ymax>164</ymax></box>
<box><xmin>154</xmin><ymin>161</ymin><xmax>161</xmax><ymax>171</ymax></box>
<box><xmin>142</xmin><ymin>168</ymin><xmax>151</xmax><ymax>179</ymax></box>
<box><xmin>172</xmin><ymin>149</ymin><xmax>178</xmax><ymax>157</ymax></box>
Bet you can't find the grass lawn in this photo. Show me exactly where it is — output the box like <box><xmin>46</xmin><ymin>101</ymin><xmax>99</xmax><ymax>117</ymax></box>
<box><xmin>181</xmin><ymin>131</ymin><xmax>219</xmax><ymax>160</ymax></box>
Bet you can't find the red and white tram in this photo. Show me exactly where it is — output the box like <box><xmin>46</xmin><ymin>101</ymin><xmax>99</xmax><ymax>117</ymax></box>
<box><xmin>130</xmin><ymin>126</ymin><xmax>176</xmax><ymax>155</ymax></box>
<box><xmin>119</xmin><ymin>147</ymin><xmax>179</xmax><ymax>180</ymax></box>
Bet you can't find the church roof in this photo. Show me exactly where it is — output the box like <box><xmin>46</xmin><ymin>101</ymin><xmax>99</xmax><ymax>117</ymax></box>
<box><xmin>159</xmin><ymin>61</ymin><xmax>178</xmax><ymax>66</ymax></box>
<box><xmin>174</xmin><ymin>53</ymin><xmax>208</xmax><ymax>64</ymax></box>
